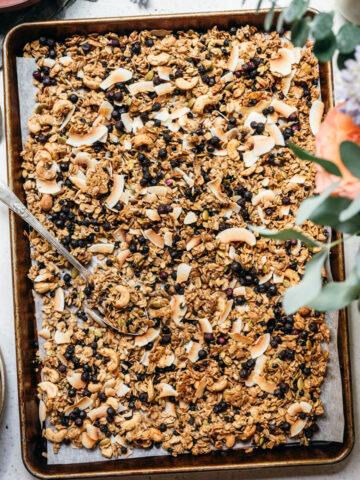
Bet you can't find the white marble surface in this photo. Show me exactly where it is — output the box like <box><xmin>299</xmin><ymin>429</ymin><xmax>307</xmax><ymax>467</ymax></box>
<box><xmin>0</xmin><ymin>0</ymin><xmax>359</xmax><ymax>478</ymax></box>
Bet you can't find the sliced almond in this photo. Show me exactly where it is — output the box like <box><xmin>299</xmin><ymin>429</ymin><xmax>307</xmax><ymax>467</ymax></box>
<box><xmin>216</xmin><ymin>227</ymin><xmax>256</xmax><ymax>246</ymax></box>
<box><xmin>100</xmin><ymin>68</ymin><xmax>132</xmax><ymax>90</ymax></box>
<box><xmin>309</xmin><ymin>100</ymin><xmax>324</xmax><ymax>135</ymax></box>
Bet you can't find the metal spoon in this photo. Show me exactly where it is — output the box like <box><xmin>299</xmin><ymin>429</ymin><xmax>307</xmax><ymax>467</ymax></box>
<box><xmin>0</xmin><ymin>180</ymin><xmax>139</xmax><ymax>335</ymax></box>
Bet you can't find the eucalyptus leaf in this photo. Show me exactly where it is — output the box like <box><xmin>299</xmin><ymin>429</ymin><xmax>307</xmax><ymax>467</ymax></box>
<box><xmin>291</xmin><ymin>18</ymin><xmax>310</xmax><ymax>47</ymax></box>
<box><xmin>310</xmin><ymin>12</ymin><xmax>334</xmax><ymax>41</ymax></box>
<box><xmin>265</xmin><ymin>2</ymin><xmax>275</xmax><ymax>32</ymax></box>
<box><xmin>308</xmin><ymin>196</ymin><xmax>360</xmax><ymax>234</ymax></box>
<box><xmin>296</xmin><ymin>182</ymin><xmax>340</xmax><ymax>225</ymax></box>
<box><xmin>356</xmin><ymin>249</ymin><xmax>360</xmax><ymax>278</ymax></box>
<box><xmin>276</xmin><ymin>10</ymin><xmax>284</xmax><ymax>33</ymax></box>
<box><xmin>282</xmin><ymin>250</ymin><xmax>327</xmax><ymax>314</ymax></box>
<box><xmin>283</xmin><ymin>0</ymin><xmax>309</xmax><ymax>23</ymax></box>
<box><xmin>250</xmin><ymin>226</ymin><xmax>321</xmax><ymax>248</ymax></box>
<box><xmin>340</xmin><ymin>141</ymin><xmax>360</xmax><ymax>179</ymax></box>
<box><xmin>337</xmin><ymin>23</ymin><xmax>360</xmax><ymax>54</ymax></box>
<box><xmin>339</xmin><ymin>194</ymin><xmax>360</xmax><ymax>221</ymax></box>
<box><xmin>314</xmin><ymin>32</ymin><xmax>337</xmax><ymax>62</ymax></box>
<box><xmin>256</xmin><ymin>0</ymin><xmax>263</xmax><ymax>11</ymax></box>
<box><xmin>287</xmin><ymin>142</ymin><xmax>342</xmax><ymax>176</ymax></box>
<box><xmin>337</xmin><ymin>50</ymin><xmax>355</xmax><ymax>70</ymax></box>
<box><xmin>307</xmin><ymin>268</ymin><xmax>360</xmax><ymax>311</ymax></box>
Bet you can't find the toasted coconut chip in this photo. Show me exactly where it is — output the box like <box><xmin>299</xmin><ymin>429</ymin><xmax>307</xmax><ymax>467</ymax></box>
<box><xmin>43</xmin><ymin>57</ymin><xmax>56</xmax><ymax>68</ymax></box>
<box><xmin>154</xmin><ymin>82</ymin><xmax>175</xmax><ymax>96</ymax></box>
<box><xmin>233</xmin><ymin>286</ymin><xmax>246</xmax><ymax>296</ymax></box>
<box><xmin>267</xmin><ymin>123</ymin><xmax>285</xmax><ymax>146</ymax></box>
<box><xmin>69</xmin><ymin>170</ymin><xmax>87</xmax><ymax>192</ymax></box>
<box><xmin>281</xmin><ymin>69</ymin><xmax>296</xmax><ymax>96</ymax></box>
<box><xmin>100</xmin><ymin>68</ymin><xmax>132</xmax><ymax>90</ymax></box>
<box><xmin>244</xmin><ymin>135</ymin><xmax>275</xmax><ymax>168</ymax></box>
<box><xmin>146</xmin><ymin>208</ymin><xmax>161</xmax><ymax>221</ymax></box>
<box><xmin>269</xmin><ymin>48</ymin><xmax>294</xmax><ymax>76</ymax></box>
<box><xmin>164</xmin><ymin>401</ymin><xmax>176</xmax><ymax>417</ymax></box>
<box><xmin>176</xmin><ymin>263</ymin><xmax>192</xmax><ymax>283</ymax></box>
<box><xmin>256</xmin><ymin>375</ymin><xmax>277</xmax><ymax>394</ymax></box>
<box><xmin>134</xmin><ymin>328</ymin><xmax>160</xmax><ymax>347</ymax></box>
<box><xmin>116</xmin><ymin>382</ymin><xmax>131</xmax><ymax>397</ymax></box>
<box><xmin>288</xmin><ymin>401</ymin><xmax>312</xmax><ymax>417</ymax></box>
<box><xmin>34</xmin><ymin>272</ymin><xmax>53</xmax><ymax>282</ymax></box>
<box><xmin>144</xmin><ymin>185</ymin><xmax>170</xmax><ymax>196</ymax></box>
<box><xmin>154</xmin><ymin>109</ymin><xmax>170</xmax><ymax>122</ymax></box>
<box><xmin>39</xmin><ymin>381</ymin><xmax>58</xmax><ymax>399</ymax></box>
<box><xmin>186</xmin><ymin>236</ymin><xmax>201</xmax><ymax>251</ymax></box>
<box><xmin>187</xmin><ymin>341</ymin><xmax>202</xmax><ymax>363</ymax></box>
<box><xmin>159</xmin><ymin>353</ymin><xmax>175</xmax><ymax>368</ymax></box>
<box><xmin>67</xmin><ymin>371</ymin><xmax>86</xmax><ymax>390</ymax></box>
<box><xmin>36</xmin><ymin>178</ymin><xmax>61</xmax><ymax>195</ymax></box>
<box><xmin>227</xmin><ymin>43</ymin><xmax>239</xmax><ymax>72</ymax></box>
<box><xmin>143</xmin><ymin>228</ymin><xmax>165</xmax><ymax>249</ymax></box>
<box><xmin>249</xmin><ymin>333</ymin><xmax>270</xmax><ymax>359</ymax></box>
<box><xmin>290</xmin><ymin>174</ymin><xmax>306</xmax><ymax>184</ymax></box>
<box><xmin>252</xmin><ymin>189</ymin><xmax>276</xmax><ymax>206</ymax></box>
<box><xmin>64</xmin><ymin>397</ymin><xmax>93</xmax><ymax>416</ymax></box>
<box><xmin>170</xmin><ymin>105</ymin><xmax>190</xmax><ymax>119</ymax></box>
<box><xmin>290</xmin><ymin>419</ymin><xmax>308</xmax><ymax>438</ymax></box>
<box><xmin>121</xmin><ymin>113</ymin><xmax>133</xmax><ymax>133</ymax></box>
<box><xmin>171</xmin><ymin>206</ymin><xmax>183</xmax><ymax>221</ymax></box>
<box><xmin>39</xmin><ymin>400</ymin><xmax>46</xmax><ymax>424</ymax></box>
<box><xmin>72</xmin><ymin>151</ymin><xmax>97</xmax><ymax>170</ymax></box>
<box><xmin>59</xmin><ymin>55</ymin><xmax>72</xmax><ymax>66</ymax></box>
<box><xmin>140</xmin><ymin>349</ymin><xmax>151</xmax><ymax>366</ymax></box>
<box><xmin>217</xmin><ymin>227</ymin><xmax>256</xmax><ymax>246</ymax></box>
<box><xmin>98</xmin><ymin>100</ymin><xmax>114</xmax><ymax>120</ymax></box>
<box><xmin>82</xmin><ymin>432</ymin><xmax>97</xmax><ymax>449</ymax></box>
<box><xmin>231</xmin><ymin>318</ymin><xmax>243</xmax><ymax>334</ymax></box>
<box><xmin>199</xmin><ymin>318</ymin><xmax>212</xmax><ymax>333</ymax></box>
<box><xmin>221</xmin><ymin>71</ymin><xmax>234</xmax><ymax>83</ymax></box>
<box><xmin>184</xmin><ymin>211</ymin><xmax>198</xmax><ymax>225</ymax></box>
<box><xmin>258</xmin><ymin>271</ymin><xmax>273</xmax><ymax>285</ymax></box>
<box><xmin>289</xmin><ymin>47</ymin><xmax>301</xmax><ymax>64</ymax></box>
<box><xmin>54</xmin><ymin>287</ymin><xmax>65</xmax><ymax>313</ymax></box>
<box><xmin>271</xmin><ymin>98</ymin><xmax>297</xmax><ymax>118</ymax></box>
<box><xmin>158</xmin><ymin>66</ymin><xmax>172</xmax><ymax>80</ymax></box>
<box><xmin>213</xmin><ymin>149</ymin><xmax>228</xmax><ymax>156</ymax></box>
<box><xmin>280</xmin><ymin>205</ymin><xmax>290</xmax><ymax>217</ymax></box>
<box><xmin>87</xmin><ymin>405</ymin><xmax>108</xmax><ymax>421</ymax></box>
<box><xmin>309</xmin><ymin>100</ymin><xmax>324</xmax><ymax>135</ymax></box>
<box><xmin>164</xmin><ymin>231</ymin><xmax>173</xmax><ymax>247</ymax></box>
<box><xmin>158</xmin><ymin>383</ymin><xmax>178</xmax><ymax>398</ymax></box>
<box><xmin>54</xmin><ymin>330</ymin><xmax>71</xmax><ymax>345</ymax></box>
<box><xmin>291</xmin><ymin>240</ymin><xmax>302</xmax><ymax>256</ymax></box>
<box><xmin>254</xmin><ymin>354</ymin><xmax>268</xmax><ymax>374</ymax></box>
<box><xmin>170</xmin><ymin>294</ymin><xmax>187</xmax><ymax>324</ymax></box>
<box><xmin>174</xmin><ymin>167</ymin><xmax>194</xmax><ymax>187</ymax></box>
<box><xmin>67</xmin><ymin>123</ymin><xmax>108</xmax><ymax>147</ymax></box>
<box><xmin>244</xmin><ymin>112</ymin><xmax>267</xmax><ymax>132</ymax></box>
<box><xmin>104</xmin><ymin>174</ymin><xmax>125</xmax><ymax>209</ymax></box>
<box><xmin>218</xmin><ymin>299</ymin><xmax>233</xmax><ymax>324</ymax></box>
<box><xmin>207</xmin><ymin>177</ymin><xmax>228</xmax><ymax>203</ymax></box>
<box><xmin>39</xmin><ymin>328</ymin><xmax>50</xmax><ymax>339</ymax></box>
<box><xmin>175</xmin><ymin>76</ymin><xmax>199</xmax><ymax>90</ymax></box>
<box><xmin>89</xmin><ymin>243</ymin><xmax>114</xmax><ymax>254</ymax></box>
<box><xmin>273</xmin><ymin>272</ymin><xmax>284</xmax><ymax>283</ymax></box>
<box><xmin>59</xmin><ymin>105</ymin><xmax>75</xmax><ymax>131</ymax></box>
<box><xmin>128</xmin><ymin>80</ymin><xmax>155</xmax><ymax>96</ymax></box>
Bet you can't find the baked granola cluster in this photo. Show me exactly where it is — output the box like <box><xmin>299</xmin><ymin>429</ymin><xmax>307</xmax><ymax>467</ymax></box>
<box><xmin>21</xmin><ymin>25</ymin><xmax>329</xmax><ymax>458</ymax></box>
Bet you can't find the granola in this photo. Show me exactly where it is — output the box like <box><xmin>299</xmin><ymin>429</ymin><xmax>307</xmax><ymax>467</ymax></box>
<box><xmin>22</xmin><ymin>25</ymin><xmax>329</xmax><ymax>459</ymax></box>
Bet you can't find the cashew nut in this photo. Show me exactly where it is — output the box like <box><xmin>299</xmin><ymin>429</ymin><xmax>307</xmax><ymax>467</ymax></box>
<box><xmin>175</xmin><ymin>76</ymin><xmax>199</xmax><ymax>91</ymax></box>
<box><xmin>83</xmin><ymin>75</ymin><xmax>102</xmax><ymax>90</ymax></box>
<box><xmin>34</xmin><ymin>149</ymin><xmax>52</xmax><ymax>164</ymax></box>
<box><xmin>284</xmin><ymin>268</ymin><xmax>300</xmax><ymax>284</ymax></box>
<box><xmin>52</xmin><ymin>99</ymin><xmax>74</xmax><ymax>117</ymax></box>
<box><xmin>45</xmin><ymin>427</ymin><xmax>67</xmax><ymax>443</ymax></box>
<box><xmin>39</xmin><ymin>381</ymin><xmax>58</xmax><ymax>398</ymax></box>
<box><xmin>36</xmin><ymin>160</ymin><xmax>56</xmax><ymax>181</ymax></box>
<box><xmin>40</xmin><ymin>194</ymin><xmax>53</xmax><ymax>211</ymax></box>
<box><xmin>227</xmin><ymin>139</ymin><xmax>240</xmax><ymax>160</ymax></box>
<box><xmin>148</xmin><ymin>53</ymin><xmax>170</xmax><ymax>66</ymax></box>
<box><xmin>238</xmin><ymin>424</ymin><xmax>256</xmax><ymax>441</ymax></box>
<box><xmin>120</xmin><ymin>411</ymin><xmax>141</xmax><ymax>432</ymax></box>
<box><xmin>225</xmin><ymin>434</ymin><xmax>236</xmax><ymax>448</ymax></box>
<box><xmin>208</xmin><ymin>377</ymin><xmax>228</xmax><ymax>392</ymax></box>
<box><xmin>132</xmin><ymin>133</ymin><xmax>154</xmax><ymax>149</ymax></box>
<box><xmin>148</xmin><ymin>427</ymin><xmax>163</xmax><ymax>442</ymax></box>
<box><xmin>42</xmin><ymin>367</ymin><xmax>60</xmax><ymax>384</ymax></box>
<box><xmin>192</xmin><ymin>94</ymin><xmax>220</xmax><ymax>114</ymax></box>
<box><xmin>99</xmin><ymin>347</ymin><xmax>119</xmax><ymax>371</ymax></box>
<box><xmin>27</xmin><ymin>115</ymin><xmax>41</xmax><ymax>134</ymax></box>
<box><xmin>114</xmin><ymin>285</ymin><xmax>130</xmax><ymax>309</ymax></box>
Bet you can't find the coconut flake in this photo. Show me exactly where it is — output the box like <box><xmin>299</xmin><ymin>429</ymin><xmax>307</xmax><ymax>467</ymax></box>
<box><xmin>89</xmin><ymin>243</ymin><xmax>114</xmax><ymax>254</ymax></box>
<box><xmin>218</xmin><ymin>299</ymin><xmax>233</xmax><ymax>324</ymax></box>
<box><xmin>188</xmin><ymin>342</ymin><xmax>202</xmax><ymax>363</ymax></box>
<box><xmin>36</xmin><ymin>178</ymin><xmax>61</xmax><ymax>195</ymax></box>
<box><xmin>154</xmin><ymin>82</ymin><xmax>175</xmax><ymax>96</ymax></box>
<box><xmin>134</xmin><ymin>328</ymin><xmax>160</xmax><ymax>348</ymax></box>
<box><xmin>207</xmin><ymin>177</ymin><xmax>228</xmax><ymax>203</ymax></box>
<box><xmin>269</xmin><ymin>48</ymin><xmax>294</xmax><ymax>76</ymax></box>
<box><xmin>170</xmin><ymin>295</ymin><xmax>187</xmax><ymax>324</ymax></box>
<box><xmin>116</xmin><ymin>382</ymin><xmax>131</xmax><ymax>398</ymax></box>
<box><xmin>67</xmin><ymin>123</ymin><xmax>108</xmax><ymax>147</ymax></box>
<box><xmin>176</xmin><ymin>263</ymin><xmax>192</xmax><ymax>283</ymax></box>
<box><xmin>216</xmin><ymin>227</ymin><xmax>256</xmax><ymax>246</ymax></box>
<box><xmin>164</xmin><ymin>231</ymin><xmax>173</xmax><ymax>247</ymax></box>
<box><xmin>252</xmin><ymin>190</ymin><xmax>276</xmax><ymax>206</ymax></box>
<box><xmin>249</xmin><ymin>333</ymin><xmax>270</xmax><ymax>359</ymax></box>
<box><xmin>309</xmin><ymin>100</ymin><xmax>324</xmax><ymax>135</ymax></box>
<box><xmin>67</xmin><ymin>371</ymin><xmax>86</xmax><ymax>390</ymax></box>
<box><xmin>244</xmin><ymin>112</ymin><xmax>267</xmax><ymax>132</ymax></box>
<box><xmin>267</xmin><ymin>123</ymin><xmax>285</xmax><ymax>146</ymax></box>
<box><xmin>227</xmin><ymin>44</ymin><xmax>239</xmax><ymax>72</ymax></box>
<box><xmin>199</xmin><ymin>318</ymin><xmax>212</xmax><ymax>333</ymax></box>
<box><xmin>271</xmin><ymin>98</ymin><xmax>297</xmax><ymax>118</ymax></box>
<box><xmin>186</xmin><ymin>236</ymin><xmax>201</xmax><ymax>251</ymax></box>
<box><xmin>290</xmin><ymin>174</ymin><xmax>306</xmax><ymax>184</ymax></box>
<box><xmin>157</xmin><ymin>66</ymin><xmax>172</xmax><ymax>81</ymax></box>
<box><xmin>184</xmin><ymin>211</ymin><xmax>197</xmax><ymax>225</ymax></box>
<box><xmin>98</xmin><ymin>100</ymin><xmax>114</xmax><ymax>120</ymax></box>
<box><xmin>100</xmin><ymin>68</ymin><xmax>132</xmax><ymax>90</ymax></box>
<box><xmin>143</xmin><ymin>229</ymin><xmax>165</xmax><ymax>249</ymax></box>
<box><xmin>104</xmin><ymin>174</ymin><xmax>124</xmax><ymax>209</ymax></box>
<box><xmin>158</xmin><ymin>383</ymin><xmax>178</xmax><ymax>398</ymax></box>
<box><xmin>72</xmin><ymin>151</ymin><xmax>97</xmax><ymax>170</ymax></box>
<box><xmin>174</xmin><ymin>167</ymin><xmax>194</xmax><ymax>187</ymax></box>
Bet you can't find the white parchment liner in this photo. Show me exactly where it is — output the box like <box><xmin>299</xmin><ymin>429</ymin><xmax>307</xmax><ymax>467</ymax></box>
<box><xmin>16</xmin><ymin>57</ymin><xmax>344</xmax><ymax>465</ymax></box>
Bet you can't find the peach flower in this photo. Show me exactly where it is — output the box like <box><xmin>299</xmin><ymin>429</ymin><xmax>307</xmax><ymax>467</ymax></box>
<box><xmin>315</xmin><ymin>104</ymin><xmax>360</xmax><ymax>200</ymax></box>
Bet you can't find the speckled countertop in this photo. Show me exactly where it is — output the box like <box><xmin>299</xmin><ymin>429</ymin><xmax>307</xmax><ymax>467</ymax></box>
<box><xmin>0</xmin><ymin>1</ymin><xmax>358</xmax><ymax>479</ymax></box>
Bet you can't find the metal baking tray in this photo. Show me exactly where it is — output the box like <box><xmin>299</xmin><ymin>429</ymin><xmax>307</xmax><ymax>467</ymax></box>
<box><xmin>3</xmin><ymin>8</ymin><xmax>354</xmax><ymax>479</ymax></box>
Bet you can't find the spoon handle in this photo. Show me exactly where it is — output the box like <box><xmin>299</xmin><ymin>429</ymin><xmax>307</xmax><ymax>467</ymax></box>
<box><xmin>0</xmin><ymin>180</ymin><xmax>90</xmax><ymax>281</ymax></box>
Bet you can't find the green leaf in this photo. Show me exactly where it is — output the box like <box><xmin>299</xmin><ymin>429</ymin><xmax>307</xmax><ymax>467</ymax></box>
<box><xmin>337</xmin><ymin>50</ymin><xmax>355</xmax><ymax>70</ymax></box>
<box><xmin>249</xmin><ymin>226</ymin><xmax>321</xmax><ymax>248</ymax></box>
<box><xmin>337</xmin><ymin>23</ymin><xmax>360</xmax><ymax>54</ymax></box>
<box><xmin>355</xmin><ymin>249</ymin><xmax>360</xmax><ymax>278</ymax></box>
<box><xmin>339</xmin><ymin>194</ymin><xmax>360</xmax><ymax>221</ymax></box>
<box><xmin>283</xmin><ymin>0</ymin><xmax>309</xmax><ymax>23</ymax></box>
<box><xmin>282</xmin><ymin>250</ymin><xmax>327</xmax><ymax>314</ymax></box>
<box><xmin>287</xmin><ymin>142</ymin><xmax>342</xmax><ymax>176</ymax></box>
<box><xmin>308</xmin><ymin>196</ymin><xmax>360</xmax><ymax>234</ymax></box>
<box><xmin>264</xmin><ymin>2</ymin><xmax>275</xmax><ymax>32</ymax></box>
<box><xmin>256</xmin><ymin>0</ymin><xmax>263</xmax><ymax>11</ymax></box>
<box><xmin>310</xmin><ymin>12</ymin><xmax>334</xmax><ymax>41</ymax></box>
<box><xmin>340</xmin><ymin>141</ymin><xmax>360</xmax><ymax>179</ymax></box>
<box><xmin>296</xmin><ymin>182</ymin><xmax>340</xmax><ymax>225</ymax></box>
<box><xmin>291</xmin><ymin>17</ymin><xmax>310</xmax><ymax>47</ymax></box>
<box><xmin>276</xmin><ymin>10</ymin><xmax>284</xmax><ymax>33</ymax></box>
<box><xmin>307</xmin><ymin>268</ymin><xmax>360</xmax><ymax>311</ymax></box>
<box><xmin>314</xmin><ymin>32</ymin><xmax>337</xmax><ymax>62</ymax></box>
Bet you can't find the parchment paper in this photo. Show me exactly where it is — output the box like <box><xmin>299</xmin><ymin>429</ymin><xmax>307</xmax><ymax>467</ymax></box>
<box><xmin>16</xmin><ymin>57</ymin><xmax>345</xmax><ymax>464</ymax></box>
